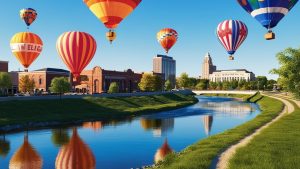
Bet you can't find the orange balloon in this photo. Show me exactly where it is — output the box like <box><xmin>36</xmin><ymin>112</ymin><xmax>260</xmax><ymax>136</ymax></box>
<box><xmin>56</xmin><ymin>31</ymin><xmax>97</xmax><ymax>79</ymax></box>
<box><xmin>157</xmin><ymin>28</ymin><xmax>178</xmax><ymax>54</ymax></box>
<box><xmin>10</xmin><ymin>32</ymin><xmax>43</xmax><ymax>69</ymax></box>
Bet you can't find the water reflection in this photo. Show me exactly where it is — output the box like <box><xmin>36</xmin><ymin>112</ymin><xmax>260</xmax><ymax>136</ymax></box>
<box><xmin>51</xmin><ymin>129</ymin><xmax>70</xmax><ymax>147</ymax></box>
<box><xmin>154</xmin><ymin>139</ymin><xmax>173</xmax><ymax>164</ymax></box>
<box><xmin>55</xmin><ymin>128</ymin><xmax>95</xmax><ymax>169</ymax></box>
<box><xmin>140</xmin><ymin>118</ymin><xmax>174</xmax><ymax>137</ymax></box>
<box><xmin>83</xmin><ymin>122</ymin><xmax>103</xmax><ymax>132</ymax></box>
<box><xmin>203</xmin><ymin>115</ymin><xmax>213</xmax><ymax>136</ymax></box>
<box><xmin>0</xmin><ymin>134</ymin><xmax>10</xmax><ymax>158</ymax></box>
<box><xmin>9</xmin><ymin>133</ymin><xmax>43</xmax><ymax>169</ymax></box>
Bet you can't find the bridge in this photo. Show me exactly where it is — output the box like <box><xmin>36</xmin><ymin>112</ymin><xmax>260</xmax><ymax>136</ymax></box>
<box><xmin>192</xmin><ymin>90</ymin><xmax>257</xmax><ymax>95</ymax></box>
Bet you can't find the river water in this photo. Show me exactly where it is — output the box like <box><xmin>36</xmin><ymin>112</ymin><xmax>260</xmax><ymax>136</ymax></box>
<box><xmin>0</xmin><ymin>96</ymin><xmax>260</xmax><ymax>169</ymax></box>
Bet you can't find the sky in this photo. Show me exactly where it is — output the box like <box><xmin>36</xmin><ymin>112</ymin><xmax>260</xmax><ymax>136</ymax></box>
<box><xmin>0</xmin><ymin>0</ymin><xmax>300</xmax><ymax>80</ymax></box>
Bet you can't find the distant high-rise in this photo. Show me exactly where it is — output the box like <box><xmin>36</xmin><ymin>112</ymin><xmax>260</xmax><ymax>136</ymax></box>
<box><xmin>202</xmin><ymin>53</ymin><xmax>216</xmax><ymax>79</ymax></box>
<box><xmin>153</xmin><ymin>55</ymin><xmax>176</xmax><ymax>87</ymax></box>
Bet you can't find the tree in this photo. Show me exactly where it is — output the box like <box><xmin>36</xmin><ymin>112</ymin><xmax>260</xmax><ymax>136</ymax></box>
<box><xmin>209</xmin><ymin>81</ymin><xmax>218</xmax><ymax>90</ymax></box>
<box><xmin>165</xmin><ymin>80</ymin><xmax>172</xmax><ymax>91</ymax></box>
<box><xmin>108</xmin><ymin>82</ymin><xmax>119</xmax><ymax>94</ymax></box>
<box><xmin>267</xmin><ymin>79</ymin><xmax>277</xmax><ymax>90</ymax></box>
<box><xmin>256</xmin><ymin>76</ymin><xmax>268</xmax><ymax>90</ymax></box>
<box><xmin>0</xmin><ymin>72</ymin><xmax>12</xmax><ymax>96</ymax></box>
<box><xmin>271</xmin><ymin>47</ymin><xmax>300</xmax><ymax>98</ymax></box>
<box><xmin>196</xmin><ymin>80</ymin><xmax>209</xmax><ymax>90</ymax></box>
<box><xmin>0</xmin><ymin>135</ymin><xmax>10</xmax><ymax>158</ymax></box>
<box><xmin>139</xmin><ymin>73</ymin><xmax>163</xmax><ymax>92</ymax></box>
<box><xmin>177</xmin><ymin>73</ymin><xmax>190</xmax><ymax>89</ymax></box>
<box><xmin>19</xmin><ymin>75</ymin><xmax>35</xmax><ymax>93</ymax></box>
<box><xmin>49</xmin><ymin>77</ymin><xmax>70</xmax><ymax>99</ymax></box>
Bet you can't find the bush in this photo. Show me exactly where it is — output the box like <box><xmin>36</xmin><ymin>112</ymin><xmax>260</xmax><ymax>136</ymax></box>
<box><xmin>108</xmin><ymin>82</ymin><xmax>119</xmax><ymax>94</ymax></box>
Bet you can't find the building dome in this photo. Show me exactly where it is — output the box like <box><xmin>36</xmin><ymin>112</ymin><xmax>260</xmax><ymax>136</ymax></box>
<box><xmin>9</xmin><ymin>135</ymin><xmax>43</xmax><ymax>169</ymax></box>
<box><xmin>55</xmin><ymin>128</ymin><xmax>95</xmax><ymax>169</ymax></box>
<box><xmin>154</xmin><ymin>139</ymin><xmax>173</xmax><ymax>164</ymax></box>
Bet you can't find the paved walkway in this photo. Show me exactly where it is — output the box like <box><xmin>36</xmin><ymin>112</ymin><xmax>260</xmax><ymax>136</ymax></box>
<box><xmin>193</xmin><ymin>90</ymin><xmax>257</xmax><ymax>95</ymax></box>
<box><xmin>216</xmin><ymin>93</ymin><xmax>295</xmax><ymax>169</ymax></box>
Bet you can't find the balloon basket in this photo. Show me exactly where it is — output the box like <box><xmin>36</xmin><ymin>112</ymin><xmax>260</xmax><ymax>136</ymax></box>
<box><xmin>229</xmin><ymin>56</ymin><xmax>234</xmax><ymax>60</ymax></box>
<box><xmin>106</xmin><ymin>31</ymin><xmax>116</xmax><ymax>43</ymax></box>
<box><xmin>265</xmin><ymin>32</ymin><xmax>275</xmax><ymax>40</ymax></box>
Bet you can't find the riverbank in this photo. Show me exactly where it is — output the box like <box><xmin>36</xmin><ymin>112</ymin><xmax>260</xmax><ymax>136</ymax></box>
<box><xmin>150</xmin><ymin>93</ymin><xmax>284</xmax><ymax>169</ymax></box>
<box><xmin>228</xmin><ymin>95</ymin><xmax>300</xmax><ymax>169</ymax></box>
<box><xmin>0</xmin><ymin>93</ymin><xmax>198</xmax><ymax>133</ymax></box>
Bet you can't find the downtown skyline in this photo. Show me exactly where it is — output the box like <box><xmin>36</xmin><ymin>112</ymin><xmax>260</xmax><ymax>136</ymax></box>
<box><xmin>0</xmin><ymin>0</ymin><xmax>300</xmax><ymax>79</ymax></box>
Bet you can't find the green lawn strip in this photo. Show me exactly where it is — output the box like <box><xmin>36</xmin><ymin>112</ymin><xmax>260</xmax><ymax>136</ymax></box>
<box><xmin>202</xmin><ymin>93</ymin><xmax>256</xmax><ymax>101</ymax></box>
<box><xmin>228</xmin><ymin>100</ymin><xmax>300</xmax><ymax>169</ymax></box>
<box><xmin>0</xmin><ymin>93</ymin><xmax>198</xmax><ymax>127</ymax></box>
<box><xmin>151</xmin><ymin>93</ymin><xmax>283</xmax><ymax>169</ymax></box>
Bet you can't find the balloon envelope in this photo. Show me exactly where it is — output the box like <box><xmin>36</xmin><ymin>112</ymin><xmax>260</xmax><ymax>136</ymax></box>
<box><xmin>237</xmin><ymin>0</ymin><xmax>298</xmax><ymax>29</ymax></box>
<box><xmin>10</xmin><ymin>32</ymin><xmax>43</xmax><ymax>69</ymax></box>
<box><xmin>216</xmin><ymin>20</ymin><xmax>248</xmax><ymax>58</ymax></box>
<box><xmin>157</xmin><ymin>28</ymin><xmax>178</xmax><ymax>54</ymax></box>
<box><xmin>56</xmin><ymin>31</ymin><xmax>97</xmax><ymax>79</ymax></box>
<box><xmin>20</xmin><ymin>8</ymin><xmax>38</xmax><ymax>27</ymax></box>
<box><xmin>83</xmin><ymin>0</ymin><xmax>142</xmax><ymax>29</ymax></box>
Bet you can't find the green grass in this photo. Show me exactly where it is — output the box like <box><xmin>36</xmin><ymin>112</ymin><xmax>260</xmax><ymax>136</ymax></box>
<box><xmin>202</xmin><ymin>93</ymin><xmax>255</xmax><ymax>101</ymax></box>
<box><xmin>151</xmin><ymin>93</ymin><xmax>284</xmax><ymax>169</ymax></box>
<box><xmin>0</xmin><ymin>93</ymin><xmax>198</xmax><ymax>127</ymax></box>
<box><xmin>229</xmin><ymin>101</ymin><xmax>300</xmax><ymax>169</ymax></box>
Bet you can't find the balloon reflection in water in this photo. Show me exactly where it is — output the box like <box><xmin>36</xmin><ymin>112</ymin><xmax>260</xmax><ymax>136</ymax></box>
<box><xmin>154</xmin><ymin>139</ymin><xmax>173</xmax><ymax>164</ymax></box>
<box><xmin>56</xmin><ymin>128</ymin><xmax>95</xmax><ymax>169</ymax></box>
<box><xmin>9</xmin><ymin>133</ymin><xmax>43</xmax><ymax>169</ymax></box>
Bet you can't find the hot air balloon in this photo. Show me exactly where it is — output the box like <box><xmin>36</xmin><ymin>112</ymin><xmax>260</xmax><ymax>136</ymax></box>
<box><xmin>216</xmin><ymin>20</ymin><xmax>248</xmax><ymax>60</ymax></box>
<box><xmin>56</xmin><ymin>31</ymin><xmax>97</xmax><ymax>82</ymax></box>
<box><xmin>10</xmin><ymin>32</ymin><xmax>43</xmax><ymax>71</ymax></box>
<box><xmin>157</xmin><ymin>28</ymin><xmax>178</xmax><ymax>54</ymax></box>
<box><xmin>83</xmin><ymin>0</ymin><xmax>142</xmax><ymax>43</ymax></box>
<box><xmin>237</xmin><ymin>0</ymin><xmax>298</xmax><ymax>40</ymax></box>
<box><xmin>20</xmin><ymin>8</ymin><xmax>38</xmax><ymax>29</ymax></box>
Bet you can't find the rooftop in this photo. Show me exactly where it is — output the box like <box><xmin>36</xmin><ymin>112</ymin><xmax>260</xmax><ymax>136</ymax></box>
<box><xmin>215</xmin><ymin>69</ymin><xmax>253</xmax><ymax>73</ymax></box>
<box><xmin>34</xmin><ymin>68</ymin><xmax>70</xmax><ymax>73</ymax></box>
<box><xmin>156</xmin><ymin>54</ymin><xmax>174</xmax><ymax>60</ymax></box>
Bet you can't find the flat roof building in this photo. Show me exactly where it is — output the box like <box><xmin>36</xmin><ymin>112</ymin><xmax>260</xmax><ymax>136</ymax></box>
<box><xmin>153</xmin><ymin>55</ymin><xmax>176</xmax><ymax>87</ymax></box>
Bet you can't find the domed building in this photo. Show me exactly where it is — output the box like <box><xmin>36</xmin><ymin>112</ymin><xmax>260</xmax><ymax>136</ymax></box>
<box><xmin>154</xmin><ymin>139</ymin><xmax>173</xmax><ymax>164</ymax></box>
<box><xmin>9</xmin><ymin>134</ymin><xmax>43</xmax><ymax>169</ymax></box>
<box><xmin>55</xmin><ymin>128</ymin><xmax>95</xmax><ymax>169</ymax></box>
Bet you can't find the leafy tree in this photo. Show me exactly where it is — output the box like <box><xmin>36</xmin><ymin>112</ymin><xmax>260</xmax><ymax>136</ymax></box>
<box><xmin>267</xmin><ymin>79</ymin><xmax>277</xmax><ymax>90</ymax></box>
<box><xmin>108</xmin><ymin>82</ymin><xmax>119</xmax><ymax>94</ymax></box>
<box><xmin>209</xmin><ymin>82</ymin><xmax>218</xmax><ymax>90</ymax></box>
<box><xmin>188</xmin><ymin>77</ymin><xmax>198</xmax><ymax>89</ymax></box>
<box><xmin>256</xmin><ymin>76</ymin><xmax>268</xmax><ymax>90</ymax></box>
<box><xmin>19</xmin><ymin>75</ymin><xmax>35</xmax><ymax>93</ymax></box>
<box><xmin>0</xmin><ymin>72</ymin><xmax>12</xmax><ymax>96</ymax></box>
<box><xmin>165</xmin><ymin>80</ymin><xmax>172</xmax><ymax>91</ymax></box>
<box><xmin>51</xmin><ymin>129</ymin><xmax>70</xmax><ymax>147</ymax></box>
<box><xmin>196</xmin><ymin>80</ymin><xmax>209</xmax><ymax>90</ymax></box>
<box><xmin>271</xmin><ymin>47</ymin><xmax>300</xmax><ymax>97</ymax></box>
<box><xmin>139</xmin><ymin>73</ymin><xmax>163</xmax><ymax>92</ymax></box>
<box><xmin>49</xmin><ymin>77</ymin><xmax>70</xmax><ymax>99</ymax></box>
<box><xmin>177</xmin><ymin>73</ymin><xmax>190</xmax><ymax>89</ymax></box>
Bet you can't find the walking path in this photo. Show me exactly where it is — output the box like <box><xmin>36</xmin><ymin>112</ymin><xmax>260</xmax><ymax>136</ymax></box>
<box><xmin>215</xmin><ymin>93</ymin><xmax>295</xmax><ymax>169</ymax></box>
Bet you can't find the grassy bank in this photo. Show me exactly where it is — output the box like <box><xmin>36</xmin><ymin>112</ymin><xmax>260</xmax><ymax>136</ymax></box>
<box><xmin>0</xmin><ymin>93</ymin><xmax>198</xmax><ymax>128</ymax></box>
<box><xmin>151</xmin><ymin>93</ymin><xmax>284</xmax><ymax>169</ymax></box>
<box><xmin>229</xmin><ymin>100</ymin><xmax>300</xmax><ymax>169</ymax></box>
<box><xmin>202</xmin><ymin>93</ymin><xmax>254</xmax><ymax>101</ymax></box>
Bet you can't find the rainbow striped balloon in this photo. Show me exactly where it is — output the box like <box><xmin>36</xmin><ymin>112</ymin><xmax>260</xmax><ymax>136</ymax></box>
<box><xmin>216</xmin><ymin>20</ymin><xmax>248</xmax><ymax>60</ymax></box>
<box><xmin>56</xmin><ymin>31</ymin><xmax>97</xmax><ymax>79</ymax></box>
<box><xmin>10</xmin><ymin>32</ymin><xmax>43</xmax><ymax>69</ymax></box>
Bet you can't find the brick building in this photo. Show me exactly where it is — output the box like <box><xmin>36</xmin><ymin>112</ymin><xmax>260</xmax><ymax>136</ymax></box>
<box><xmin>18</xmin><ymin>68</ymin><xmax>70</xmax><ymax>92</ymax></box>
<box><xmin>0</xmin><ymin>61</ymin><xmax>8</xmax><ymax>72</ymax></box>
<box><xmin>76</xmin><ymin>66</ymin><xmax>142</xmax><ymax>94</ymax></box>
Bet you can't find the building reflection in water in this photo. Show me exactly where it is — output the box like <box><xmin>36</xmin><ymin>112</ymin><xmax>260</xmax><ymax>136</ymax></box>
<box><xmin>55</xmin><ymin>128</ymin><xmax>96</xmax><ymax>169</ymax></box>
<box><xmin>203</xmin><ymin>115</ymin><xmax>213</xmax><ymax>136</ymax></box>
<box><xmin>200</xmin><ymin>102</ymin><xmax>254</xmax><ymax>117</ymax></box>
<box><xmin>9</xmin><ymin>133</ymin><xmax>43</xmax><ymax>169</ymax></box>
<box><xmin>140</xmin><ymin>118</ymin><xmax>174</xmax><ymax>137</ymax></box>
<box><xmin>154</xmin><ymin>139</ymin><xmax>173</xmax><ymax>164</ymax></box>
<box><xmin>83</xmin><ymin>121</ymin><xmax>103</xmax><ymax>132</ymax></box>
<box><xmin>0</xmin><ymin>134</ymin><xmax>10</xmax><ymax>158</ymax></box>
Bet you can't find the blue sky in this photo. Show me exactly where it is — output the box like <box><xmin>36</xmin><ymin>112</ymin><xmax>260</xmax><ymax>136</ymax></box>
<box><xmin>0</xmin><ymin>0</ymin><xmax>299</xmax><ymax>79</ymax></box>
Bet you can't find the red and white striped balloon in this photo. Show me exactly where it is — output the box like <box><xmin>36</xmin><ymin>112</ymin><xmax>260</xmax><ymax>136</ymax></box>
<box><xmin>216</xmin><ymin>20</ymin><xmax>248</xmax><ymax>60</ymax></box>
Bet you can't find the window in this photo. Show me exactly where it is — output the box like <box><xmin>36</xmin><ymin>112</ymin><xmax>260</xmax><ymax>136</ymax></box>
<box><xmin>39</xmin><ymin>78</ymin><xmax>42</xmax><ymax>85</ymax></box>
